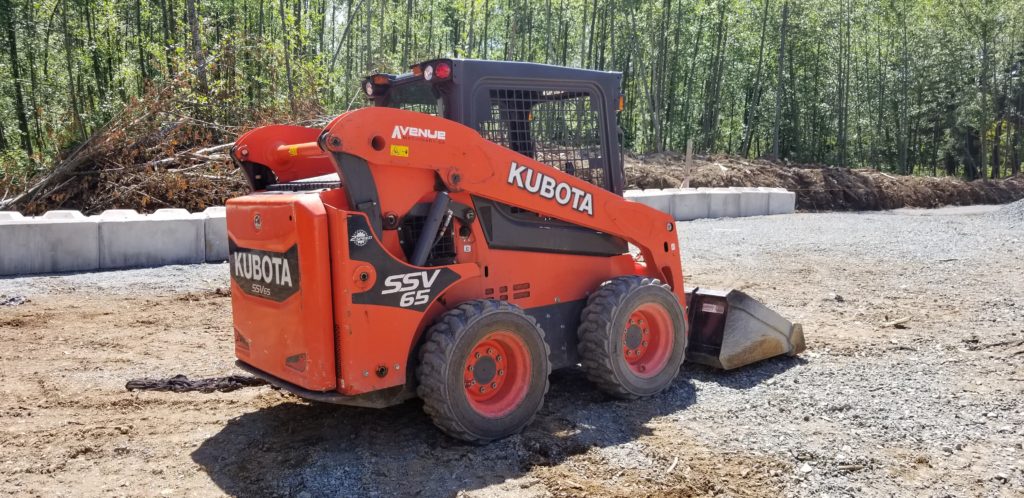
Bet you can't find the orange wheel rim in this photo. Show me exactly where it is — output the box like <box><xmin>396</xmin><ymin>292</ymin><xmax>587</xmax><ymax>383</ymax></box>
<box><xmin>463</xmin><ymin>331</ymin><xmax>531</xmax><ymax>418</ymax></box>
<box><xmin>621</xmin><ymin>303</ymin><xmax>674</xmax><ymax>378</ymax></box>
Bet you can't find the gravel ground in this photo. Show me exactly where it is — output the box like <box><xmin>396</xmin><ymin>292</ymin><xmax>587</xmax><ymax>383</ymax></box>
<box><xmin>1</xmin><ymin>205</ymin><xmax>1022</xmax><ymax>497</ymax></box>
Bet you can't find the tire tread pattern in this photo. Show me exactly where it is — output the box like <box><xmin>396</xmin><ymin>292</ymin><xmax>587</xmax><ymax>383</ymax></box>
<box><xmin>416</xmin><ymin>299</ymin><xmax>551</xmax><ymax>443</ymax></box>
<box><xmin>577</xmin><ymin>276</ymin><xmax>675</xmax><ymax>399</ymax></box>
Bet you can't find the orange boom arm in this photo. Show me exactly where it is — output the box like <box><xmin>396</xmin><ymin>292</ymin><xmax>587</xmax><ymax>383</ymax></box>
<box><xmin>316</xmin><ymin>107</ymin><xmax>685</xmax><ymax>303</ymax></box>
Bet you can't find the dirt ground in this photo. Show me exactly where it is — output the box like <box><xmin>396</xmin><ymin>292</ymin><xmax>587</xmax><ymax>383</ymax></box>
<box><xmin>1</xmin><ymin>204</ymin><xmax>1022</xmax><ymax>497</ymax></box>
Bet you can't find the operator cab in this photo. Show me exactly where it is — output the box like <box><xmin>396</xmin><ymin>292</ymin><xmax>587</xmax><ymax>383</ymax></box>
<box><xmin>363</xmin><ymin>59</ymin><xmax>626</xmax><ymax>195</ymax></box>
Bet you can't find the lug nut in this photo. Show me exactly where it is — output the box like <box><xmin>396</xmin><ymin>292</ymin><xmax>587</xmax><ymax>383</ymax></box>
<box><xmin>498</xmin><ymin>369</ymin><xmax>504</xmax><ymax>376</ymax></box>
<box><xmin>490</xmin><ymin>383</ymin><xmax>497</xmax><ymax>389</ymax></box>
<box><xmin>479</xmin><ymin>386</ymin><xmax>486</xmax><ymax>393</ymax></box>
<box><xmin>495</xmin><ymin>355</ymin><xmax>502</xmax><ymax>362</ymax></box>
<box><xmin>474</xmin><ymin>352</ymin><xmax>481</xmax><ymax>359</ymax></box>
<box><xmin>468</xmin><ymin>365</ymin><xmax>474</xmax><ymax>371</ymax></box>
<box><xmin>642</xmin><ymin>341</ymin><xmax>648</xmax><ymax>347</ymax></box>
<box><xmin>487</xmin><ymin>348</ymin><xmax>494</xmax><ymax>355</ymax></box>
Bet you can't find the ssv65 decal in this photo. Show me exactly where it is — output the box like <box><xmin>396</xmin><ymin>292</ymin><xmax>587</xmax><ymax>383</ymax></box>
<box><xmin>507</xmin><ymin>161</ymin><xmax>594</xmax><ymax>216</ymax></box>
<box><xmin>347</xmin><ymin>215</ymin><xmax>460</xmax><ymax>312</ymax></box>
<box><xmin>229</xmin><ymin>240</ymin><xmax>301</xmax><ymax>302</ymax></box>
<box><xmin>381</xmin><ymin>270</ymin><xmax>441</xmax><ymax>308</ymax></box>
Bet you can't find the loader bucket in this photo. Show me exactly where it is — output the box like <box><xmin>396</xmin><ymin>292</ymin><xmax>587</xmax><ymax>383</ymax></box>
<box><xmin>684</xmin><ymin>288</ymin><xmax>805</xmax><ymax>370</ymax></box>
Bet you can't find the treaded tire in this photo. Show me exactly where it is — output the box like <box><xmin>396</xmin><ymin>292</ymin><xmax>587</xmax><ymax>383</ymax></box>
<box><xmin>417</xmin><ymin>300</ymin><xmax>551</xmax><ymax>443</ymax></box>
<box><xmin>577</xmin><ymin>276</ymin><xmax>687</xmax><ymax>399</ymax></box>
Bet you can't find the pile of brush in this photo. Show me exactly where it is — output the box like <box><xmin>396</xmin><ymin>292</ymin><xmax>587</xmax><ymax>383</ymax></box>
<box><xmin>0</xmin><ymin>85</ymin><xmax>248</xmax><ymax>215</ymax></box>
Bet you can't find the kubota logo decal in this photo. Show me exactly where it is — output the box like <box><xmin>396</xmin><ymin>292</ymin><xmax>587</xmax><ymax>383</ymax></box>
<box><xmin>391</xmin><ymin>125</ymin><xmax>446</xmax><ymax>142</ymax></box>
<box><xmin>228</xmin><ymin>240</ymin><xmax>300</xmax><ymax>302</ymax></box>
<box><xmin>381</xmin><ymin>270</ymin><xmax>441</xmax><ymax>308</ymax></box>
<box><xmin>507</xmin><ymin>161</ymin><xmax>594</xmax><ymax>216</ymax></box>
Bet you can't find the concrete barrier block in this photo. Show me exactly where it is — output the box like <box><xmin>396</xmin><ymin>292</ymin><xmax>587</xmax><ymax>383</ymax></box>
<box><xmin>42</xmin><ymin>210</ymin><xmax>87</xmax><ymax>220</ymax></box>
<box><xmin>97</xmin><ymin>209</ymin><xmax>141</xmax><ymax>219</ymax></box>
<box><xmin>670</xmin><ymin>189</ymin><xmax>710</xmax><ymax>221</ymax></box>
<box><xmin>98</xmin><ymin>211</ymin><xmax>205</xmax><ymax>269</ymax></box>
<box><xmin>734</xmin><ymin>188</ymin><xmax>771</xmax><ymax>217</ymax></box>
<box><xmin>202</xmin><ymin>207</ymin><xmax>228</xmax><ymax>262</ymax></box>
<box><xmin>766</xmin><ymin>189</ymin><xmax>796</xmax><ymax>215</ymax></box>
<box><xmin>0</xmin><ymin>217</ymin><xmax>100</xmax><ymax>275</ymax></box>
<box><xmin>700</xmin><ymin>188</ymin><xmax>742</xmax><ymax>219</ymax></box>
<box><xmin>625</xmin><ymin>189</ymin><xmax>675</xmax><ymax>215</ymax></box>
<box><xmin>0</xmin><ymin>211</ymin><xmax>25</xmax><ymax>221</ymax></box>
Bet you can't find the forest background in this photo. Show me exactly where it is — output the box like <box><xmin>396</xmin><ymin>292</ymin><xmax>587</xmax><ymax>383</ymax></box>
<box><xmin>0</xmin><ymin>0</ymin><xmax>1022</xmax><ymax>194</ymax></box>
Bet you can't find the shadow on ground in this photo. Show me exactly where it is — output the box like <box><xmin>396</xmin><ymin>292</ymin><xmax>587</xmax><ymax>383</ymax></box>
<box><xmin>191</xmin><ymin>357</ymin><xmax>802</xmax><ymax>496</ymax></box>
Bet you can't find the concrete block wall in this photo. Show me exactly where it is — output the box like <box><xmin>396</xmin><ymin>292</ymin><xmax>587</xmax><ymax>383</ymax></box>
<box><xmin>97</xmin><ymin>209</ymin><xmax>205</xmax><ymax>269</ymax></box>
<box><xmin>1</xmin><ymin>188</ymin><xmax>796</xmax><ymax>276</ymax></box>
<box><xmin>625</xmin><ymin>187</ymin><xmax>796</xmax><ymax>221</ymax></box>
<box><xmin>202</xmin><ymin>207</ymin><xmax>228</xmax><ymax>263</ymax></box>
<box><xmin>0</xmin><ymin>208</ymin><xmax>230</xmax><ymax>276</ymax></box>
<box><xmin>0</xmin><ymin>214</ymin><xmax>100</xmax><ymax>275</ymax></box>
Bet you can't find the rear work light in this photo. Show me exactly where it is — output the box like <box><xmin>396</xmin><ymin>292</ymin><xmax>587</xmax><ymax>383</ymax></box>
<box><xmin>364</xmin><ymin>81</ymin><xmax>374</xmax><ymax>96</ymax></box>
<box><xmin>422</xmin><ymin>62</ymin><xmax>452</xmax><ymax>82</ymax></box>
<box><xmin>434</xmin><ymin>62</ymin><xmax>451</xmax><ymax>80</ymax></box>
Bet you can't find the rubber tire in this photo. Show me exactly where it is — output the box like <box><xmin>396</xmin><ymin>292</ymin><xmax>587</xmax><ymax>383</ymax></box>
<box><xmin>417</xmin><ymin>300</ymin><xmax>551</xmax><ymax>443</ymax></box>
<box><xmin>577</xmin><ymin>276</ymin><xmax>687</xmax><ymax>399</ymax></box>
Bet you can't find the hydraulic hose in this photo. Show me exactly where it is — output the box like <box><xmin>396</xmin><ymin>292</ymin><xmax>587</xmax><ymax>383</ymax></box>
<box><xmin>411</xmin><ymin>191</ymin><xmax>451</xmax><ymax>267</ymax></box>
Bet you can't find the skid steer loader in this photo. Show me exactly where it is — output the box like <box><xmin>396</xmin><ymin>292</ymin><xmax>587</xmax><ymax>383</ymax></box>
<box><xmin>227</xmin><ymin>59</ymin><xmax>804</xmax><ymax>442</ymax></box>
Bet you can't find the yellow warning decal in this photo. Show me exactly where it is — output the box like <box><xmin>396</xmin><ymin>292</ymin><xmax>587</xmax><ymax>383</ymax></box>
<box><xmin>288</xmin><ymin>146</ymin><xmax>298</xmax><ymax>156</ymax></box>
<box><xmin>390</xmin><ymin>144</ymin><xmax>410</xmax><ymax>157</ymax></box>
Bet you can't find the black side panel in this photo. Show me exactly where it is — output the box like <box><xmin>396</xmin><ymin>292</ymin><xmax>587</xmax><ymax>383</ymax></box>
<box><xmin>348</xmin><ymin>215</ymin><xmax>461</xmax><ymax>312</ymax></box>
<box><xmin>524</xmin><ymin>299</ymin><xmax>586</xmax><ymax>370</ymax></box>
<box><xmin>332</xmin><ymin>152</ymin><xmax>384</xmax><ymax>237</ymax></box>
<box><xmin>238</xmin><ymin>161</ymin><xmax>278</xmax><ymax>191</ymax></box>
<box><xmin>473</xmin><ymin>197</ymin><xmax>628</xmax><ymax>257</ymax></box>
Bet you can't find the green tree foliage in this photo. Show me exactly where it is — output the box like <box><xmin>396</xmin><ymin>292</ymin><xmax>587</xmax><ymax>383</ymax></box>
<box><xmin>0</xmin><ymin>0</ymin><xmax>1022</xmax><ymax>179</ymax></box>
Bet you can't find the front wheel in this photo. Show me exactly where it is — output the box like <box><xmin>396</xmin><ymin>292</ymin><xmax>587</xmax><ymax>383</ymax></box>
<box><xmin>577</xmin><ymin>276</ymin><xmax>687</xmax><ymax>399</ymax></box>
<box><xmin>417</xmin><ymin>300</ymin><xmax>550</xmax><ymax>443</ymax></box>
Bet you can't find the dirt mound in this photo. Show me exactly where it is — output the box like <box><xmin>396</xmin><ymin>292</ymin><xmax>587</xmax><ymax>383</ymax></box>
<box><xmin>627</xmin><ymin>154</ymin><xmax>1024</xmax><ymax>211</ymax></box>
<box><xmin>6</xmin><ymin>104</ymin><xmax>1021</xmax><ymax>215</ymax></box>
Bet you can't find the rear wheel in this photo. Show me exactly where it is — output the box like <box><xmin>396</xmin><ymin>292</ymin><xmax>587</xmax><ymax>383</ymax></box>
<box><xmin>417</xmin><ymin>300</ymin><xmax>550</xmax><ymax>443</ymax></box>
<box><xmin>577</xmin><ymin>276</ymin><xmax>687</xmax><ymax>399</ymax></box>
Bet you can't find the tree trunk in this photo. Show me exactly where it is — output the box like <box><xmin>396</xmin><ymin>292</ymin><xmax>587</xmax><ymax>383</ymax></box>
<box><xmin>60</xmin><ymin>0</ymin><xmax>85</xmax><ymax>140</ymax></box>
<box><xmin>740</xmin><ymin>0</ymin><xmax>770</xmax><ymax>158</ymax></box>
<box><xmin>771</xmin><ymin>1</ymin><xmax>788</xmax><ymax>160</ymax></box>
<box><xmin>401</xmin><ymin>0</ymin><xmax>412</xmax><ymax>66</ymax></box>
<box><xmin>990</xmin><ymin>116</ymin><xmax>1002</xmax><ymax>179</ymax></box>
<box><xmin>681</xmin><ymin>4</ymin><xmax>707</xmax><ymax>146</ymax></box>
<box><xmin>2</xmin><ymin>0</ymin><xmax>33</xmax><ymax>156</ymax></box>
<box><xmin>1012</xmin><ymin>121</ymin><xmax>1022</xmax><ymax>176</ymax></box>
<box><xmin>187</xmin><ymin>0</ymin><xmax>208</xmax><ymax>95</ymax></box>
<box><xmin>278</xmin><ymin>0</ymin><xmax>296</xmax><ymax>114</ymax></box>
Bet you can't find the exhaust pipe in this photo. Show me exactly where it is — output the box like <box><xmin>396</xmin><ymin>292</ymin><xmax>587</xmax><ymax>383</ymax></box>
<box><xmin>684</xmin><ymin>287</ymin><xmax>805</xmax><ymax>370</ymax></box>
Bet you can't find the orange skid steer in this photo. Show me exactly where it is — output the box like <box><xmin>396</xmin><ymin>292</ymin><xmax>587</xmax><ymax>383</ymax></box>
<box><xmin>228</xmin><ymin>59</ymin><xmax>804</xmax><ymax>442</ymax></box>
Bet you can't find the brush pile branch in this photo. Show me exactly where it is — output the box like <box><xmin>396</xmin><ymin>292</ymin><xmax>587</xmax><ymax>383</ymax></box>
<box><xmin>0</xmin><ymin>85</ymin><xmax>251</xmax><ymax>215</ymax></box>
